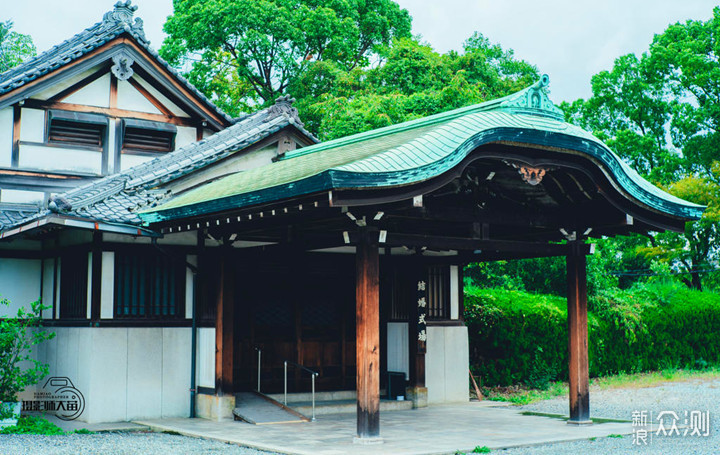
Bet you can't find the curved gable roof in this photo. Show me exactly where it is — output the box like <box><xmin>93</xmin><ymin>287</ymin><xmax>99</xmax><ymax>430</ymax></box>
<box><xmin>140</xmin><ymin>76</ymin><xmax>704</xmax><ymax>226</ymax></box>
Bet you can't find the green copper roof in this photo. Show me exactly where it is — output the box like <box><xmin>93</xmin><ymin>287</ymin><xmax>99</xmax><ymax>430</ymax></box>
<box><xmin>139</xmin><ymin>76</ymin><xmax>704</xmax><ymax>224</ymax></box>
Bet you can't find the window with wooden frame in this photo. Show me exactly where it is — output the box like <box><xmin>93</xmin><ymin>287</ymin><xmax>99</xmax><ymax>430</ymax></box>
<box><xmin>47</xmin><ymin>110</ymin><xmax>107</xmax><ymax>150</ymax></box>
<box><xmin>121</xmin><ymin>119</ymin><xmax>176</xmax><ymax>155</ymax></box>
<box><xmin>427</xmin><ymin>266</ymin><xmax>450</xmax><ymax>320</ymax></box>
<box><xmin>59</xmin><ymin>253</ymin><xmax>89</xmax><ymax>319</ymax></box>
<box><xmin>114</xmin><ymin>250</ymin><xmax>185</xmax><ymax>319</ymax></box>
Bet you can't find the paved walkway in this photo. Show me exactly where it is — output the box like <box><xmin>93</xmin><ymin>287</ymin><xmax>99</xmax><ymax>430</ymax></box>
<box><xmin>135</xmin><ymin>402</ymin><xmax>634</xmax><ymax>455</ymax></box>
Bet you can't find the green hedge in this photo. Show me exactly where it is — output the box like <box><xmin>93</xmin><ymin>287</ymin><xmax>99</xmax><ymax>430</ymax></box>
<box><xmin>465</xmin><ymin>284</ymin><xmax>720</xmax><ymax>386</ymax></box>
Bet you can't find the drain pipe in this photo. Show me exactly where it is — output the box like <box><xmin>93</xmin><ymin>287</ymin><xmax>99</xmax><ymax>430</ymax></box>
<box><xmin>152</xmin><ymin>237</ymin><xmax>199</xmax><ymax>418</ymax></box>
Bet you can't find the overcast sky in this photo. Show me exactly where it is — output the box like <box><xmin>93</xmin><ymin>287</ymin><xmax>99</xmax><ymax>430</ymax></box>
<box><xmin>3</xmin><ymin>0</ymin><xmax>717</xmax><ymax>103</ymax></box>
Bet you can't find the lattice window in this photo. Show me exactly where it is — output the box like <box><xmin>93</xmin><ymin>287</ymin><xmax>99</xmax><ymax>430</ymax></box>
<box><xmin>59</xmin><ymin>253</ymin><xmax>88</xmax><ymax>319</ymax></box>
<box><xmin>427</xmin><ymin>266</ymin><xmax>450</xmax><ymax>319</ymax></box>
<box><xmin>114</xmin><ymin>251</ymin><xmax>185</xmax><ymax>318</ymax></box>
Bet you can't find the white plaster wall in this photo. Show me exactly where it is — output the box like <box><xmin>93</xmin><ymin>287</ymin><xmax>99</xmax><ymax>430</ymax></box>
<box><xmin>0</xmin><ymin>107</ymin><xmax>13</xmax><ymax>167</ymax></box>
<box><xmin>19</xmin><ymin>144</ymin><xmax>102</xmax><ymax>174</ymax></box>
<box><xmin>19</xmin><ymin>108</ymin><xmax>45</xmax><ymax>142</ymax></box>
<box><xmin>426</xmin><ymin>325</ymin><xmax>469</xmax><ymax>404</ymax></box>
<box><xmin>100</xmin><ymin>252</ymin><xmax>114</xmax><ymax>319</ymax></box>
<box><xmin>185</xmin><ymin>255</ymin><xmax>196</xmax><ymax>320</ymax></box>
<box><xmin>62</xmin><ymin>74</ymin><xmax>110</xmax><ymax>107</ymax></box>
<box><xmin>120</xmin><ymin>153</ymin><xmax>153</xmax><ymax>172</ymax></box>
<box><xmin>196</xmin><ymin>328</ymin><xmax>215</xmax><ymax>388</ymax></box>
<box><xmin>34</xmin><ymin>327</ymin><xmax>193</xmax><ymax>423</ymax></box>
<box><xmin>32</xmin><ymin>67</ymin><xmax>98</xmax><ymax>100</ymax></box>
<box><xmin>0</xmin><ymin>258</ymin><xmax>41</xmax><ymax>316</ymax></box>
<box><xmin>132</xmin><ymin>76</ymin><xmax>189</xmax><ymax>117</ymax></box>
<box><xmin>387</xmin><ymin>322</ymin><xmax>409</xmax><ymax>380</ymax></box>
<box><xmin>450</xmin><ymin>265</ymin><xmax>460</xmax><ymax>320</ymax></box>
<box><xmin>116</xmin><ymin>80</ymin><xmax>161</xmax><ymax>114</ymax></box>
<box><xmin>176</xmin><ymin>126</ymin><xmax>196</xmax><ymax>148</ymax></box>
<box><xmin>1</xmin><ymin>189</ymin><xmax>44</xmax><ymax>204</ymax></box>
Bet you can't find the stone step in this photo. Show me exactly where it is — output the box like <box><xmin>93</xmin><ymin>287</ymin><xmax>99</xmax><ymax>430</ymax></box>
<box><xmin>291</xmin><ymin>398</ymin><xmax>413</xmax><ymax>416</ymax></box>
<box><xmin>265</xmin><ymin>390</ymin><xmax>358</xmax><ymax>404</ymax></box>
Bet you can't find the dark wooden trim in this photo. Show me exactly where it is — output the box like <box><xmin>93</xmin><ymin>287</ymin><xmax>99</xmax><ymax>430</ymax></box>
<box><xmin>197</xmin><ymin>386</ymin><xmax>216</xmax><ymax>395</ymax></box>
<box><xmin>109</xmin><ymin>74</ymin><xmax>118</xmax><ymax>109</ymax></box>
<box><xmin>567</xmin><ymin>240</ymin><xmax>590</xmax><ymax>423</ymax></box>
<box><xmin>0</xmin><ymin>249</ymin><xmax>45</xmax><ymax>259</ymax></box>
<box><xmin>355</xmin><ymin>229</ymin><xmax>380</xmax><ymax>439</ymax></box>
<box><xmin>90</xmin><ymin>232</ymin><xmax>102</xmax><ymax>321</ymax></box>
<box><xmin>12</xmin><ymin>104</ymin><xmax>21</xmax><ymax>168</ymax></box>
<box><xmin>113</xmin><ymin>118</ymin><xmax>122</xmax><ymax>172</ymax></box>
<box><xmin>196</xmin><ymin>126</ymin><xmax>203</xmax><ymax>142</ymax></box>
<box><xmin>42</xmin><ymin>318</ymin><xmax>193</xmax><ymax>328</ymax></box>
<box><xmin>49</xmin><ymin>67</ymin><xmax>109</xmax><ymax>102</ymax></box>
<box><xmin>128</xmin><ymin>77</ymin><xmax>175</xmax><ymax>117</ymax></box>
<box><xmin>215</xmin><ymin>252</ymin><xmax>235</xmax><ymax>395</ymax></box>
<box><xmin>52</xmin><ymin>254</ymin><xmax>58</xmax><ymax>319</ymax></box>
<box><xmin>23</xmin><ymin>99</ymin><xmax>197</xmax><ymax>128</ymax></box>
<box><xmin>425</xmin><ymin>320</ymin><xmax>465</xmax><ymax>327</ymax></box>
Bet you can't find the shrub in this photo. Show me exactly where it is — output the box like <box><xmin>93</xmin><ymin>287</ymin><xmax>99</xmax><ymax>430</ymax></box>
<box><xmin>465</xmin><ymin>283</ymin><xmax>720</xmax><ymax>386</ymax></box>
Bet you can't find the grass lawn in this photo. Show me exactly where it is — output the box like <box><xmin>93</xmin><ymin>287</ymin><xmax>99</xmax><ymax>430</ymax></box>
<box><xmin>479</xmin><ymin>366</ymin><xmax>720</xmax><ymax>405</ymax></box>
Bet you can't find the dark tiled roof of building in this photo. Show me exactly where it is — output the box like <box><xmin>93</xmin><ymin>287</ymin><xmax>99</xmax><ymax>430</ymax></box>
<box><xmin>1</xmin><ymin>100</ymin><xmax>316</xmax><ymax>230</ymax></box>
<box><xmin>0</xmin><ymin>1</ymin><xmax>233</xmax><ymax>124</ymax></box>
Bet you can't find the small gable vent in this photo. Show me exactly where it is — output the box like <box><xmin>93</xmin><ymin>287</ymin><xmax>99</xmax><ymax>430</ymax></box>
<box><xmin>48</xmin><ymin>119</ymin><xmax>105</xmax><ymax>148</ymax></box>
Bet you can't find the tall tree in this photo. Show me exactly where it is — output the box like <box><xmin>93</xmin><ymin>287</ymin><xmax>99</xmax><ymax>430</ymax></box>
<box><xmin>0</xmin><ymin>21</ymin><xmax>36</xmax><ymax>73</ymax></box>
<box><xmin>160</xmin><ymin>0</ymin><xmax>411</xmax><ymax>115</ymax></box>
<box><xmin>292</xmin><ymin>34</ymin><xmax>538</xmax><ymax>140</ymax></box>
<box><xmin>561</xmin><ymin>8</ymin><xmax>720</xmax><ymax>290</ymax></box>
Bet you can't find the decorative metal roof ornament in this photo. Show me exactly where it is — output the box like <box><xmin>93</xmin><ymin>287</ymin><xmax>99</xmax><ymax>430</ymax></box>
<box><xmin>496</xmin><ymin>74</ymin><xmax>565</xmax><ymax>121</ymax></box>
<box><xmin>111</xmin><ymin>52</ymin><xmax>134</xmax><ymax>81</ymax></box>
<box><xmin>518</xmin><ymin>166</ymin><xmax>547</xmax><ymax>186</ymax></box>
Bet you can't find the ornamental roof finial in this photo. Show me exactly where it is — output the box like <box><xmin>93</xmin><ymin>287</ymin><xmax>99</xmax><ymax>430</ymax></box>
<box><xmin>102</xmin><ymin>1</ymin><xmax>146</xmax><ymax>40</ymax></box>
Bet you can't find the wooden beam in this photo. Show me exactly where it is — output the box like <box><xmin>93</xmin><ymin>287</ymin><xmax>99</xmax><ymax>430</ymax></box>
<box><xmin>49</xmin><ymin>67</ymin><xmax>109</xmax><ymax>102</ymax></box>
<box><xmin>355</xmin><ymin>229</ymin><xmax>381</xmax><ymax>441</ymax></box>
<box><xmin>23</xmin><ymin>98</ymin><xmax>197</xmax><ymax>128</ymax></box>
<box><xmin>383</xmin><ymin>233</ymin><xmax>587</xmax><ymax>256</ymax></box>
<box><xmin>567</xmin><ymin>240</ymin><xmax>590</xmax><ymax>424</ymax></box>
<box><xmin>215</xmin><ymin>252</ymin><xmax>235</xmax><ymax>395</ymax></box>
<box><xmin>12</xmin><ymin>104</ymin><xmax>20</xmax><ymax>167</ymax></box>
<box><xmin>128</xmin><ymin>76</ymin><xmax>175</xmax><ymax>117</ymax></box>
<box><xmin>109</xmin><ymin>74</ymin><xmax>118</xmax><ymax>109</ymax></box>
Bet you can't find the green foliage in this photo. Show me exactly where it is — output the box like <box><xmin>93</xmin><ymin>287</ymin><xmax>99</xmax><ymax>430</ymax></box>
<box><xmin>161</xmin><ymin>0</ymin><xmax>412</xmax><ymax>114</ymax></box>
<box><xmin>472</xmin><ymin>447</ymin><xmax>491</xmax><ymax>454</ymax></box>
<box><xmin>0</xmin><ymin>299</ymin><xmax>55</xmax><ymax>402</ymax></box>
<box><xmin>0</xmin><ymin>415</ymin><xmax>64</xmax><ymax>435</ymax></box>
<box><xmin>465</xmin><ymin>284</ymin><xmax>720</xmax><ymax>386</ymax></box>
<box><xmin>0</xmin><ymin>415</ymin><xmax>92</xmax><ymax>434</ymax></box>
<box><xmin>0</xmin><ymin>20</ymin><xmax>36</xmax><ymax>73</ymax></box>
<box><xmin>293</xmin><ymin>34</ymin><xmax>538</xmax><ymax>139</ymax></box>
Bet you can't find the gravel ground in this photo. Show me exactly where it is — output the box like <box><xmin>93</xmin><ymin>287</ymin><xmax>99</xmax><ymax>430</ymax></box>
<box><xmin>0</xmin><ymin>432</ymin><xmax>279</xmax><ymax>455</ymax></box>
<box><xmin>1</xmin><ymin>379</ymin><xmax>717</xmax><ymax>454</ymax></box>
<box><xmin>497</xmin><ymin>378</ymin><xmax>720</xmax><ymax>454</ymax></box>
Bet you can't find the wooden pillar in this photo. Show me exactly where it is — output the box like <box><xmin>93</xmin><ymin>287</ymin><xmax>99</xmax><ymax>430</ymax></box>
<box><xmin>355</xmin><ymin>230</ymin><xmax>382</xmax><ymax>442</ymax></box>
<box><xmin>407</xmin><ymin>264</ymin><xmax>428</xmax><ymax>408</ymax></box>
<box><xmin>215</xmin><ymin>252</ymin><xmax>235</xmax><ymax>395</ymax></box>
<box><xmin>567</xmin><ymin>241</ymin><xmax>590</xmax><ymax>424</ymax></box>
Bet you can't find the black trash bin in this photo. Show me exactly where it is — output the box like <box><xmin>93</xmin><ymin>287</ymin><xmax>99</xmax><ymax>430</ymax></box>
<box><xmin>386</xmin><ymin>371</ymin><xmax>406</xmax><ymax>400</ymax></box>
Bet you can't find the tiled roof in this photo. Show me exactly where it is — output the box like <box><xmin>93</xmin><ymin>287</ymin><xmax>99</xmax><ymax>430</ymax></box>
<box><xmin>140</xmin><ymin>76</ymin><xmax>705</xmax><ymax>223</ymax></box>
<box><xmin>0</xmin><ymin>1</ymin><xmax>233</xmax><ymax>124</ymax></box>
<box><xmin>0</xmin><ymin>101</ymin><xmax>315</xmax><ymax>230</ymax></box>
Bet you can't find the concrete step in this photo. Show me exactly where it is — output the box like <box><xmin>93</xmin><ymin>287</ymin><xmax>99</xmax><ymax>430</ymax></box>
<box><xmin>292</xmin><ymin>398</ymin><xmax>413</xmax><ymax>416</ymax></box>
<box><xmin>265</xmin><ymin>390</ymin><xmax>358</xmax><ymax>404</ymax></box>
